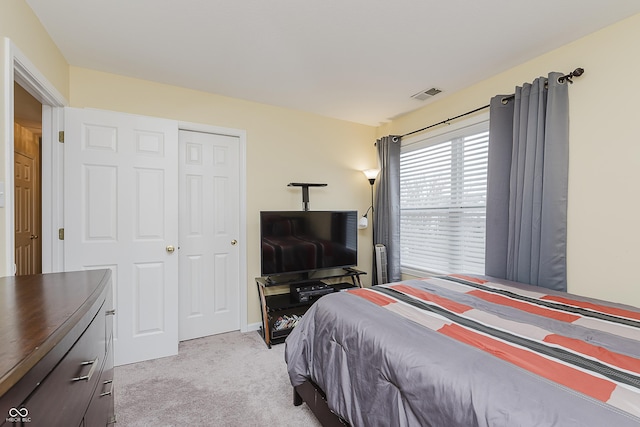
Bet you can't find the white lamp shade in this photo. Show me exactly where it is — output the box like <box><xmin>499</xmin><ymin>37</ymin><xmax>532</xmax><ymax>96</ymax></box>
<box><xmin>362</xmin><ymin>169</ymin><xmax>380</xmax><ymax>180</ymax></box>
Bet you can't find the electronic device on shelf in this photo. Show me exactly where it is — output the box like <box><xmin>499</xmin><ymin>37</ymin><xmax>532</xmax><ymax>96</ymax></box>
<box><xmin>260</xmin><ymin>210</ymin><xmax>358</xmax><ymax>277</ymax></box>
<box><xmin>291</xmin><ymin>282</ymin><xmax>335</xmax><ymax>303</ymax></box>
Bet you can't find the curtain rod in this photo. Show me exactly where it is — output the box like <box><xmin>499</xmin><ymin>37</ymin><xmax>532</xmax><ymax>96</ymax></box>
<box><xmin>399</xmin><ymin>67</ymin><xmax>584</xmax><ymax>139</ymax></box>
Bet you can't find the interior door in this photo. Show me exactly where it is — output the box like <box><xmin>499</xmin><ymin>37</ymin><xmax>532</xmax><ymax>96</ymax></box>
<box><xmin>14</xmin><ymin>123</ymin><xmax>41</xmax><ymax>275</ymax></box>
<box><xmin>178</xmin><ymin>130</ymin><xmax>240</xmax><ymax>341</ymax></box>
<box><xmin>64</xmin><ymin>107</ymin><xmax>179</xmax><ymax>366</ymax></box>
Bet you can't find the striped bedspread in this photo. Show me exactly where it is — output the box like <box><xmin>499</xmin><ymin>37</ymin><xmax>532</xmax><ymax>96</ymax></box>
<box><xmin>285</xmin><ymin>275</ymin><xmax>640</xmax><ymax>426</ymax></box>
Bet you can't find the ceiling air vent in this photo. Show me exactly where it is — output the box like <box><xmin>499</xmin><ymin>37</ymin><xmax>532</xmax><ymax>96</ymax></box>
<box><xmin>411</xmin><ymin>87</ymin><xmax>442</xmax><ymax>101</ymax></box>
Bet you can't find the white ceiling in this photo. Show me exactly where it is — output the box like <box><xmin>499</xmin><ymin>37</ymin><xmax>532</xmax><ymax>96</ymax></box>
<box><xmin>25</xmin><ymin>0</ymin><xmax>640</xmax><ymax>126</ymax></box>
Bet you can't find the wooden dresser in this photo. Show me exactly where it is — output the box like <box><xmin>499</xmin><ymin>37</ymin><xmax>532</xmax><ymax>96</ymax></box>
<box><xmin>0</xmin><ymin>270</ymin><xmax>114</xmax><ymax>427</ymax></box>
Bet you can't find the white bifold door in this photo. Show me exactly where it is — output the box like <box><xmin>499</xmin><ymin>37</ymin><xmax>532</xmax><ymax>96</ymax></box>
<box><xmin>178</xmin><ymin>130</ymin><xmax>240</xmax><ymax>341</ymax></box>
<box><xmin>64</xmin><ymin>108</ymin><xmax>241</xmax><ymax>366</ymax></box>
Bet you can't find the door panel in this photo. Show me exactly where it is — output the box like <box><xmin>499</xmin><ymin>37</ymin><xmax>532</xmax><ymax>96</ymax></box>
<box><xmin>134</xmin><ymin>262</ymin><xmax>165</xmax><ymax>334</ymax></box>
<box><xmin>179</xmin><ymin>130</ymin><xmax>240</xmax><ymax>341</ymax></box>
<box><xmin>84</xmin><ymin>165</ymin><xmax>117</xmax><ymax>240</ymax></box>
<box><xmin>65</xmin><ymin>108</ymin><xmax>179</xmax><ymax>365</ymax></box>
<box><xmin>135</xmin><ymin>168</ymin><xmax>165</xmax><ymax>238</ymax></box>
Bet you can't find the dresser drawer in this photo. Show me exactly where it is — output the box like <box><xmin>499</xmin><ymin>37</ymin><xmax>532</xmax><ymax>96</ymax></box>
<box><xmin>84</xmin><ymin>339</ymin><xmax>114</xmax><ymax>427</ymax></box>
<box><xmin>22</xmin><ymin>303</ymin><xmax>106</xmax><ymax>427</ymax></box>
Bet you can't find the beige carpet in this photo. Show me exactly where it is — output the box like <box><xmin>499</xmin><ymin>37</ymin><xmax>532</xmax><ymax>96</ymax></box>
<box><xmin>114</xmin><ymin>331</ymin><xmax>321</xmax><ymax>426</ymax></box>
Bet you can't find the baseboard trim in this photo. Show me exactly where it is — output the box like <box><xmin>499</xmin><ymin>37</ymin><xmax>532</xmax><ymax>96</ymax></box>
<box><xmin>245</xmin><ymin>322</ymin><xmax>262</xmax><ymax>332</ymax></box>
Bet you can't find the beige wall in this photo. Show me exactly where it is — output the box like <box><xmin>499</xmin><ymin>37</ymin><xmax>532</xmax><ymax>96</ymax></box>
<box><xmin>382</xmin><ymin>14</ymin><xmax>640</xmax><ymax>307</ymax></box>
<box><xmin>69</xmin><ymin>68</ymin><xmax>378</xmax><ymax>325</ymax></box>
<box><xmin>0</xmin><ymin>0</ymin><xmax>69</xmax><ymax>276</ymax></box>
<box><xmin>0</xmin><ymin>1</ymin><xmax>69</xmax><ymax>96</ymax></box>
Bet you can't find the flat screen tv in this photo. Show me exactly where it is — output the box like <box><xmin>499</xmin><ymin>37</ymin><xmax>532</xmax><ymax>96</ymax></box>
<box><xmin>260</xmin><ymin>210</ymin><xmax>358</xmax><ymax>276</ymax></box>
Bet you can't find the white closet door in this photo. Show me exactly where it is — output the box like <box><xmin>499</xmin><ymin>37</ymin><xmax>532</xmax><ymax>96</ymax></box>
<box><xmin>65</xmin><ymin>107</ymin><xmax>179</xmax><ymax>366</ymax></box>
<box><xmin>178</xmin><ymin>130</ymin><xmax>240</xmax><ymax>341</ymax></box>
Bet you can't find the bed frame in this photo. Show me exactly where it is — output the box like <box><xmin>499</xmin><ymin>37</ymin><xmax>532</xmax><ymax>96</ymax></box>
<box><xmin>293</xmin><ymin>380</ymin><xmax>350</xmax><ymax>426</ymax></box>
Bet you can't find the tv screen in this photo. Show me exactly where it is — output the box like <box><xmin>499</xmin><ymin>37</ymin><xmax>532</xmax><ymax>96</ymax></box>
<box><xmin>260</xmin><ymin>210</ymin><xmax>357</xmax><ymax>276</ymax></box>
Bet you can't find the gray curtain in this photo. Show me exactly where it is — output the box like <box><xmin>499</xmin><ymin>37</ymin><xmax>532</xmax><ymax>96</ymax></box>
<box><xmin>373</xmin><ymin>135</ymin><xmax>401</xmax><ymax>284</ymax></box>
<box><xmin>485</xmin><ymin>72</ymin><xmax>569</xmax><ymax>292</ymax></box>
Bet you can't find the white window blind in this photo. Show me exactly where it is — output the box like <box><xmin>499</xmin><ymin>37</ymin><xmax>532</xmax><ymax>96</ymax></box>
<box><xmin>400</xmin><ymin>121</ymin><xmax>489</xmax><ymax>275</ymax></box>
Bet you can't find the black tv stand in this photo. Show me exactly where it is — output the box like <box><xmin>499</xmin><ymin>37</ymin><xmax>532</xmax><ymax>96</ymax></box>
<box><xmin>256</xmin><ymin>268</ymin><xmax>365</xmax><ymax>348</ymax></box>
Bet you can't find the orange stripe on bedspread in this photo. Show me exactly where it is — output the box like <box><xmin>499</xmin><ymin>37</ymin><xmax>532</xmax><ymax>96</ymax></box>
<box><xmin>449</xmin><ymin>274</ymin><xmax>488</xmax><ymax>284</ymax></box>
<box><xmin>347</xmin><ymin>288</ymin><xmax>395</xmax><ymax>306</ymax></box>
<box><xmin>390</xmin><ymin>284</ymin><xmax>472</xmax><ymax>314</ymax></box>
<box><xmin>544</xmin><ymin>334</ymin><xmax>640</xmax><ymax>375</ymax></box>
<box><xmin>439</xmin><ymin>323</ymin><xmax>617</xmax><ymax>402</ymax></box>
<box><xmin>468</xmin><ymin>290</ymin><xmax>581</xmax><ymax>323</ymax></box>
<box><xmin>541</xmin><ymin>295</ymin><xmax>640</xmax><ymax>322</ymax></box>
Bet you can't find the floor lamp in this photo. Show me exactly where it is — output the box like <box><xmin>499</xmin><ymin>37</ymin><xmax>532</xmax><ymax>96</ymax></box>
<box><xmin>362</xmin><ymin>169</ymin><xmax>379</xmax><ymax>285</ymax></box>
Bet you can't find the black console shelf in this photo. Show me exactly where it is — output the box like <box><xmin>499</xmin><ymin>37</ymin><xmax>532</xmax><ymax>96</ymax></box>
<box><xmin>256</xmin><ymin>268</ymin><xmax>365</xmax><ymax>348</ymax></box>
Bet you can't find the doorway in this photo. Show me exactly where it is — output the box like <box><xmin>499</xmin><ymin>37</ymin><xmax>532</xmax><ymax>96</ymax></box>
<box><xmin>14</xmin><ymin>82</ymin><xmax>42</xmax><ymax>275</ymax></box>
<box><xmin>6</xmin><ymin>42</ymin><xmax>67</xmax><ymax>277</ymax></box>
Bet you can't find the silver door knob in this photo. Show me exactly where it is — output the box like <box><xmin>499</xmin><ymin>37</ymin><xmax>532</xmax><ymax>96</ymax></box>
<box><xmin>231</xmin><ymin>239</ymin><xmax>238</xmax><ymax>246</ymax></box>
<box><xmin>30</xmin><ymin>234</ymin><xmax>39</xmax><ymax>239</ymax></box>
<box><xmin>166</xmin><ymin>245</ymin><xmax>175</xmax><ymax>253</ymax></box>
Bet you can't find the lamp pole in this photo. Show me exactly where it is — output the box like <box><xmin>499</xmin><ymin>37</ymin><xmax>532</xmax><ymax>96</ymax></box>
<box><xmin>362</xmin><ymin>169</ymin><xmax>380</xmax><ymax>285</ymax></box>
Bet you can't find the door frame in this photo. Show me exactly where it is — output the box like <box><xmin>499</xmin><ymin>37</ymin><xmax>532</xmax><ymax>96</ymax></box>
<box><xmin>2</xmin><ymin>38</ymin><xmax>67</xmax><ymax>276</ymax></box>
<box><xmin>178</xmin><ymin>120</ymin><xmax>248</xmax><ymax>333</ymax></box>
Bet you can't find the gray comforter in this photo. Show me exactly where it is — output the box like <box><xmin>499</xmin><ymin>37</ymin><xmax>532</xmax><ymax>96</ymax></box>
<box><xmin>285</xmin><ymin>275</ymin><xmax>640</xmax><ymax>427</ymax></box>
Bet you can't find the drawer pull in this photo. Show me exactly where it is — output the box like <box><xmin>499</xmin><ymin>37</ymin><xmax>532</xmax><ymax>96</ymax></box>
<box><xmin>100</xmin><ymin>379</ymin><xmax>114</xmax><ymax>397</ymax></box>
<box><xmin>106</xmin><ymin>309</ymin><xmax>116</xmax><ymax>316</ymax></box>
<box><xmin>71</xmin><ymin>357</ymin><xmax>99</xmax><ymax>382</ymax></box>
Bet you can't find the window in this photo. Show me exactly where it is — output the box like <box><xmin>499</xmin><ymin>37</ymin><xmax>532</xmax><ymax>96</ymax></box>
<box><xmin>400</xmin><ymin>118</ymin><xmax>489</xmax><ymax>275</ymax></box>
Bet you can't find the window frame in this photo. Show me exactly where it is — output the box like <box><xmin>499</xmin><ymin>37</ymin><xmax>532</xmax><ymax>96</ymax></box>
<box><xmin>400</xmin><ymin>112</ymin><xmax>490</xmax><ymax>277</ymax></box>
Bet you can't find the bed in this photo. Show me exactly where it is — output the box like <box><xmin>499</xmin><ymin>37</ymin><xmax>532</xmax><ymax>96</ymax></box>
<box><xmin>285</xmin><ymin>274</ymin><xmax>640</xmax><ymax>426</ymax></box>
